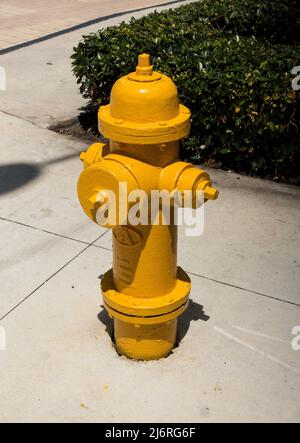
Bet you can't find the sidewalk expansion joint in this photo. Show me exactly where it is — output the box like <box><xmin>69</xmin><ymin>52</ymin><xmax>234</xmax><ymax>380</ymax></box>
<box><xmin>2</xmin><ymin>216</ymin><xmax>298</xmax><ymax>310</ymax></box>
<box><xmin>0</xmin><ymin>109</ymin><xmax>41</xmax><ymax>129</ymax></box>
<box><xmin>188</xmin><ymin>271</ymin><xmax>300</xmax><ymax>308</ymax></box>
<box><xmin>90</xmin><ymin>243</ymin><xmax>299</xmax><ymax>308</ymax></box>
<box><xmin>0</xmin><ymin>216</ymin><xmax>96</xmax><ymax>246</ymax></box>
<box><xmin>0</xmin><ymin>232</ymin><xmax>107</xmax><ymax>321</ymax></box>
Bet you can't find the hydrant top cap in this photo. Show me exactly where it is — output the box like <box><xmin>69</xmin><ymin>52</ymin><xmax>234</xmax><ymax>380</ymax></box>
<box><xmin>98</xmin><ymin>53</ymin><xmax>191</xmax><ymax>144</ymax></box>
<box><xmin>128</xmin><ymin>53</ymin><xmax>162</xmax><ymax>82</ymax></box>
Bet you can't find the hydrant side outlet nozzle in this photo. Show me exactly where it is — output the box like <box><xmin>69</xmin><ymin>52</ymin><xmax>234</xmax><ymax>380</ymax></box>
<box><xmin>77</xmin><ymin>54</ymin><xmax>218</xmax><ymax>360</ymax></box>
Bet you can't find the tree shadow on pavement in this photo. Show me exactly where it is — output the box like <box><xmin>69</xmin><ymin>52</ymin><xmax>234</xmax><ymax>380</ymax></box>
<box><xmin>0</xmin><ymin>163</ymin><xmax>40</xmax><ymax>195</ymax></box>
<box><xmin>0</xmin><ymin>153</ymin><xmax>80</xmax><ymax>195</ymax></box>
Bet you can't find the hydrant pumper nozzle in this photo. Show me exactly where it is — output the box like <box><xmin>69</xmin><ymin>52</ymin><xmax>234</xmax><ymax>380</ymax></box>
<box><xmin>77</xmin><ymin>54</ymin><xmax>218</xmax><ymax>360</ymax></box>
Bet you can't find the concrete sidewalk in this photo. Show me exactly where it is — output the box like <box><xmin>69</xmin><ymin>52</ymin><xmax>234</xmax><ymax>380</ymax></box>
<box><xmin>0</xmin><ymin>0</ymin><xmax>299</xmax><ymax>423</ymax></box>
<box><xmin>0</xmin><ymin>0</ymin><xmax>196</xmax><ymax>128</ymax></box>
<box><xmin>0</xmin><ymin>0</ymin><xmax>188</xmax><ymax>50</ymax></box>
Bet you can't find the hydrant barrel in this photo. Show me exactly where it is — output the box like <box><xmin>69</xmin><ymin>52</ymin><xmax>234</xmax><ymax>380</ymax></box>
<box><xmin>77</xmin><ymin>54</ymin><xmax>218</xmax><ymax>360</ymax></box>
<box><xmin>112</xmin><ymin>223</ymin><xmax>177</xmax><ymax>298</ymax></box>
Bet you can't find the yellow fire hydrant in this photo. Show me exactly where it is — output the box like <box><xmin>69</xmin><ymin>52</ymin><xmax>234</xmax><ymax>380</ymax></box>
<box><xmin>77</xmin><ymin>54</ymin><xmax>218</xmax><ymax>360</ymax></box>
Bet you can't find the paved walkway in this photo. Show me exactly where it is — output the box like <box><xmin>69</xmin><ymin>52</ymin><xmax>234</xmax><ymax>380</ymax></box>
<box><xmin>0</xmin><ymin>0</ymin><xmax>196</xmax><ymax>128</ymax></box>
<box><xmin>0</xmin><ymin>0</ymin><xmax>185</xmax><ymax>50</ymax></box>
<box><xmin>0</xmin><ymin>0</ymin><xmax>299</xmax><ymax>423</ymax></box>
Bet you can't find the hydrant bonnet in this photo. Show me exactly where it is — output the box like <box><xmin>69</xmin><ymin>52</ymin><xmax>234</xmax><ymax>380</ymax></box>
<box><xmin>99</xmin><ymin>53</ymin><xmax>191</xmax><ymax>144</ymax></box>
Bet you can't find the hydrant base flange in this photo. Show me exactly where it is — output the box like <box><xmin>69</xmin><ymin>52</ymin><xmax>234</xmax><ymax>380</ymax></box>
<box><xmin>101</xmin><ymin>267</ymin><xmax>191</xmax><ymax>322</ymax></box>
<box><xmin>101</xmin><ymin>267</ymin><xmax>191</xmax><ymax>360</ymax></box>
<box><xmin>104</xmin><ymin>300</ymin><xmax>189</xmax><ymax>325</ymax></box>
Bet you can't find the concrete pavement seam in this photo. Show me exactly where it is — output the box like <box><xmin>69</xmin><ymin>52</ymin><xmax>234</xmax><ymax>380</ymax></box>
<box><xmin>188</xmin><ymin>270</ymin><xmax>300</xmax><ymax>308</ymax></box>
<box><xmin>0</xmin><ymin>109</ymin><xmax>42</xmax><ymax>129</ymax></box>
<box><xmin>87</xmin><ymin>242</ymin><xmax>300</xmax><ymax>307</ymax></box>
<box><xmin>0</xmin><ymin>231</ymin><xmax>107</xmax><ymax>321</ymax></box>
<box><xmin>0</xmin><ymin>215</ymin><xmax>97</xmax><ymax>246</ymax></box>
<box><xmin>2</xmin><ymin>213</ymin><xmax>298</xmax><ymax>309</ymax></box>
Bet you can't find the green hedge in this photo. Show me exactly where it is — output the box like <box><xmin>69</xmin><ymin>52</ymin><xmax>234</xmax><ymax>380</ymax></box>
<box><xmin>180</xmin><ymin>0</ymin><xmax>300</xmax><ymax>44</ymax></box>
<box><xmin>72</xmin><ymin>0</ymin><xmax>300</xmax><ymax>183</ymax></box>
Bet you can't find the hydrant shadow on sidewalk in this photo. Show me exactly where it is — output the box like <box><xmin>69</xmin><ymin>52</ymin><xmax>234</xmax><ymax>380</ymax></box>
<box><xmin>97</xmin><ymin>299</ymin><xmax>209</xmax><ymax>357</ymax></box>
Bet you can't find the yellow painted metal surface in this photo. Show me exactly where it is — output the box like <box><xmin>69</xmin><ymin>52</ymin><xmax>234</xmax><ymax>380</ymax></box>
<box><xmin>77</xmin><ymin>54</ymin><xmax>218</xmax><ymax>360</ymax></box>
<box><xmin>98</xmin><ymin>53</ymin><xmax>190</xmax><ymax>144</ymax></box>
<box><xmin>114</xmin><ymin>318</ymin><xmax>178</xmax><ymax>361</ymax></box>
